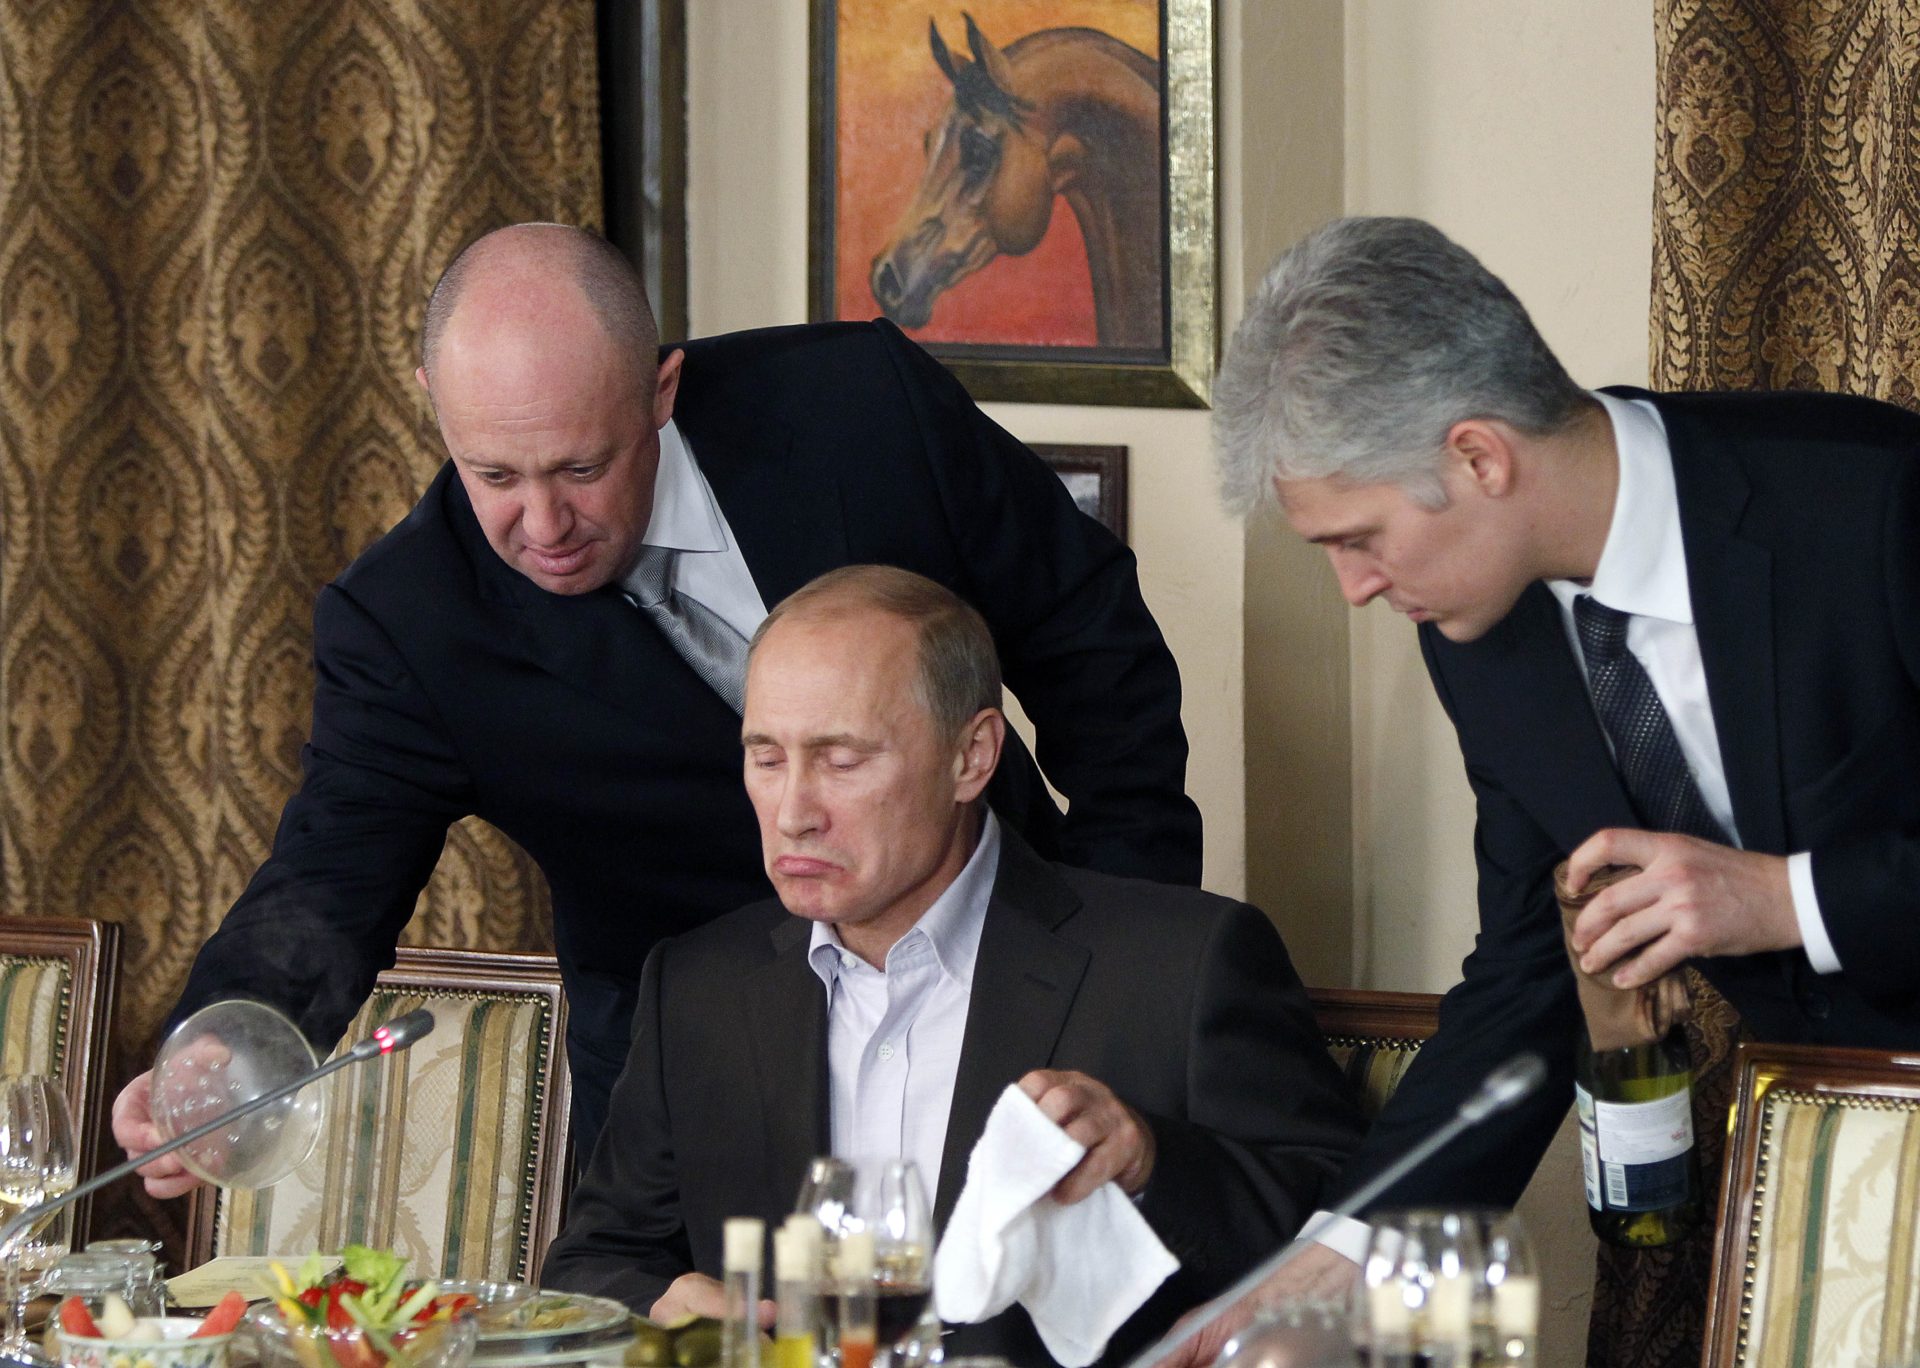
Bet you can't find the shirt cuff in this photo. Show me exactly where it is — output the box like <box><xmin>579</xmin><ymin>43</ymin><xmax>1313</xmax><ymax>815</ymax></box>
<box><xmin>1788</xmin><ymin>851</ymin><xmax>1841</xmax><ymax>974</ymax></box>
<box><xmin>1304</xmin><ymin>1209</ymin><xmax>1372</xmax><ymax>1265</ymax></box>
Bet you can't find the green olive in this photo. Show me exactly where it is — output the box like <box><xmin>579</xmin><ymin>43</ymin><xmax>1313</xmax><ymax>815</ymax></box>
<box><xmin>672</xmin><ymin>1325</ymin><xmax>722</xmax><ymax>1368</ymax></box>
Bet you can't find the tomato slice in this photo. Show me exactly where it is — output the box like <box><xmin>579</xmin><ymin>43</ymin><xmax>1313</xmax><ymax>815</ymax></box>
<box><xmin>57</xmin><ymin>1297</ymin><xmax>102</xmax><ymax>1338</ymax></box>
<box><xmin>194</xmin><ymin>1290</ymin><xmax>249</xmax><ymax>1338</ymax></box>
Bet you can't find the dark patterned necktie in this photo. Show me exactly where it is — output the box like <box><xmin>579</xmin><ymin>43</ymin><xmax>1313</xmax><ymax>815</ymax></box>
<box><xmin>627</xmin><ymin>545</ymin><xmax>749</xmax><ymax>714</ymax></box>
<box><xmin>1573</xmin><ymin>595</ymin><xmax>1731</xmax><ymax>844</ymax></box>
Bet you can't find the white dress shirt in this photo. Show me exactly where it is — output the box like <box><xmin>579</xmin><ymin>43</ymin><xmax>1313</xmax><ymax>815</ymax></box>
<box><xmin>617</xmin><ymin>419</ymin><xmax>767</xmax><ymax>638</ymax></box>
<box><xmin>1543</xmin><ymin>391</ymin><xmax>1835</xmax><ymax>972</ymax></box>
<box><xmin>807</xmin><ymin>812</ymin><xmax>1002</xmax><ymax>1202</ymax></box>
<box><xmin>1313</xmin><ymin>391</ymin><xmax>1840</xmax><ymax>1268</ymax></box>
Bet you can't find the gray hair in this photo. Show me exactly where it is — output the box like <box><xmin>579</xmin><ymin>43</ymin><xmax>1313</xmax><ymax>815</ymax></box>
<box><xmin>421</xmin><ymin>224</ymin><xmax>658</xmax><ymax>378</ymax></box>
<box><xmin>1213</xmin><ymin>216</ymin><xmax>1590</xmax><ymax>513</ymax></box>
<box><xmin>750</xmin><ymin>566</ymin><xmax>1003</xmax><ymax>738</ymax></box>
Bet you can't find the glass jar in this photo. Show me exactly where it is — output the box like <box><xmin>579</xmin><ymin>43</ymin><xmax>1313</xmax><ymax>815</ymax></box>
<box><xmin>82</xmin><ymin>1240</ymin><xmax>165</xmax><ymax>1317</ymax></box>
<box><xmin>41</xmin><ymin>1250</ymin><xmax>161</xmax><ymax>1322</ymax></box>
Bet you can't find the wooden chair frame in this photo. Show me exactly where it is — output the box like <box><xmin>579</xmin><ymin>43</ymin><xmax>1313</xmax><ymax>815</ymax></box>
<box><xmin>1307</xmin><ymin>986</ymin><xmax>1442</xmax><ymax>1046</ymax></box>
<box><xmin>187</xmin><ymin>946</ymin><xmax>572</xmax><ymax>1279</ymax></box>
<box><xmin>1702</xmin><ymin>1041</ymin><xmax>1920</xmax><ymax>1368</ymax></box>
<box><xmin>0</xmin><ymin>916</ymin><xmax>120</xmax><ymax>1244</ymax></box>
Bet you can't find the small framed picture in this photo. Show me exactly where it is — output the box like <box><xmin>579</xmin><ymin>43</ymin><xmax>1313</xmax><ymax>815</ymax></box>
<box><xmin>1032</xmin><ymin>443</ymin><xmax>1128</xmax><ymax>542</ymax></box>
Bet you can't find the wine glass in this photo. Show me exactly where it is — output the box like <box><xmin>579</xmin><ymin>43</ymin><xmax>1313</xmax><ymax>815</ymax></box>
<box><xmin>852</xmin><ymin>1161</ymin><xmax>933</xmax><ymax>1368</ymax></box>
<box><xmin>0</xmin><ymin>1077</ymin><xmax>76</xmax><ymax>1354</ymax></box>
<box><xmin>1356</xmin><ymin>1209</ymin><xmax>1484</xmax><ymax>1367</ymax></box>
<box><xmin>1476</xmin><ymin>1210</ymin><xmax>1537</xmax><ymax>1364</ymax></box>
<box><xmin>794</xmin><ymin>1156</ymin><xmax>856</xmax><ymax>1236</ymax></box>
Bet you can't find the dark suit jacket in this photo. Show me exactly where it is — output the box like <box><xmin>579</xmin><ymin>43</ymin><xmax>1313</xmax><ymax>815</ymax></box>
<box><xmin>541</xmin><ymin>829</ymin><xmax>1366</xmax><ymax>1368</ymax></box>
<box><xmin>171</xmin><ymin>321</ymin><xmax>1203</xmax><ymax>1152</ymax></box>
<box><xmin>1338</xmin><ymin>387</ymin><xmax>1920</xmax><ymax>1209</ymax></box>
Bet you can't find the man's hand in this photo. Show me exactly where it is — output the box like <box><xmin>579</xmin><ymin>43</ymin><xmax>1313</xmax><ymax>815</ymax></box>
<box><xmin>650</xmin><ymin>1273</ymin><xmax>774</xmax><ymax>1329</ymax></box>
<box><xmin>1565</xmin><ymin>830</ymin><xmax>1799</xmax><ymax>987</ymax></box>
<box><xmin>1154</xmin><ymin>1245</ymin><xmax>1360</xmax><ymax>1368</ymax></box>
<box><xmin>110</xmin><ymin>1070</ymin><xmax>202</xmax><ymax>1200</ymax></box>
<box><xmin>1017</xmin><ymin>1069</ymin><xmax>1155</xmax><ymax>1203</ymax></box>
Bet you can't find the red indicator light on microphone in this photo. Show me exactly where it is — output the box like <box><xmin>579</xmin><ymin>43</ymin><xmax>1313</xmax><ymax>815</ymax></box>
<box><xmin>374</xmin><ymin>1028</ymin><xmax>394</xmax><ymax>1054</ymax></box>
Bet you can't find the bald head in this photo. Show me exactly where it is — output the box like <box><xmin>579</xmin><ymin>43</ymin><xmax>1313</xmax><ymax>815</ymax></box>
<box><xmin>421</xmin><ymin>224</ymin><xmax>658</xmax><ymax>383</ymax></box>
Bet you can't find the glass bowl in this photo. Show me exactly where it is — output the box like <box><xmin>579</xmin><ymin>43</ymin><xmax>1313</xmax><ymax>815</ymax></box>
<box><xmin>55</xmin><ymin>1317</ymin><xmax>234</xmax><ymax>1368</ymax></box>
<box><xmin>244</xmin><ymin>1304</ymin><xmax>478</xmax><ymax>1368</ymax></box>
<box><xmin>150</xmin><ymin>1000</ymin><xmax>325</xmax><ymax>1188</ymax></box>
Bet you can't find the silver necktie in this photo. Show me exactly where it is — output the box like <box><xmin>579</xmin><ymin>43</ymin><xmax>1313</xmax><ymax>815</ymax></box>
<box><xmin>626</xmin><ymin>545</ymin><xmax>749</xmax><ymax>714</ymax></box>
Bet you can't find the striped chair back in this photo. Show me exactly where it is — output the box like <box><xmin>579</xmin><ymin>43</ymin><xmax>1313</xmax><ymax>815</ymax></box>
<box><xmin>1705</xmin><ymin>1043</ymin><xmax>1920</xmax><ymax>1368</ymax></box>
<box><xmin>1308</xmin><ymin>987</ymin><xmax>1441</xmax><ymax>1117</ymax></box>
<box><xmin>201</xmin><ymin>949</ymin><xmax>571</xmax><ymax>1282</ymax></box>
<box><xmin>0</xmin><ymin>918</ymin><xmax>118</xmax><ymax>1243</ymax></box>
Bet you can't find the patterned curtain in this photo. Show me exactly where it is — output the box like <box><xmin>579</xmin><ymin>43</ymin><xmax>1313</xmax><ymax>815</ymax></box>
<box><xmin>0</xmin><ymin>0</ymin><xmax>599</xmax><ymax>1255</ymax></box>
<box><xmin>1654</xmin><ymin>0</ymin><xmax>1920</xmax><ymax>402</ymax></box>
<box><xmin>1613</xmin><ymin>1</ymin><xmax>1920</xmax><ymax>1363</ymax></box>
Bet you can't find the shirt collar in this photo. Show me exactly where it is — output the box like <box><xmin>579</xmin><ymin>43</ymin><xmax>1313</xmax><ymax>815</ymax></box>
<box><xmin>805</xmin><ymin>810</ymin><xmax>1000</xmax><ymax>989</ymax></box>
<box><xmin>1547</xmin><ymin>391</ymin><xmax>1692</xmax><ymax>625</ymax></box>
<box><xmin>639</xmin><ymin>419</ymin><xmax>730</xmax><ymax>555</ymax></box>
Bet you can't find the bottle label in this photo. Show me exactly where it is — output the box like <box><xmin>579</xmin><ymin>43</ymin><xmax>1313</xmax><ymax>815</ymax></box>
<box><xmin>1575</xmin><ymin>1083</ymin><xmax>1694</xmax><ymax>1211</ymax></box>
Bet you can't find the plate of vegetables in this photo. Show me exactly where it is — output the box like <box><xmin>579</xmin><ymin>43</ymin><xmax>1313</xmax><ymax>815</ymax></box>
<box><xmin>249</xmin><ymin>1247</ymin><xmax>485</xmax><ymax>1368</ymax></box>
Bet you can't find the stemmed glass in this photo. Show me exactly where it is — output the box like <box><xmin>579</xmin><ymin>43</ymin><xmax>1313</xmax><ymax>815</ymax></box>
<box><xmin>794</xmin><ymin>1156</ymin><xmax>856</xmax><ymax>1239</ymax></box>
<box><xmin>852</xmin><ymin>1161</ymin><xmax>933</xmax><ymax>1368</ymax></box>
<box><xmin>0</xmin><ymin>1077</ymin><xmax>76</xmax><ymax>1353</ymax></box>
<box><xmin>1356</xmin><ymin>1209</ymin><xmax>1484</xmax><ymax>1367</ymax></box>
<box><xmin>1476</xmin><ymin>1211</ymin><xmax>1538</xmax><ymax>1364</ymax></box>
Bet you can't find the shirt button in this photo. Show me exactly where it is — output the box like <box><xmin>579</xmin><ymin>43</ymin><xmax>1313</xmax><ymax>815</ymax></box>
<box><xmin>841</xmin><ymin>952</ymin><xmax>858</xmax><ymax>971</ymax></box>
<box><xmin>877</xmin><ymin>1042</ymin><xmax>895</xmax><ymax>1061</ymax></box>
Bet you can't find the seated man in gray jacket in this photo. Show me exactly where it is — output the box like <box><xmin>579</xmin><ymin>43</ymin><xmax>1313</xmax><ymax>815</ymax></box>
<box><xmin>542</xmin><ymin>566</ymin><xmax>1363</xmax><ymax>1367</ymax></box>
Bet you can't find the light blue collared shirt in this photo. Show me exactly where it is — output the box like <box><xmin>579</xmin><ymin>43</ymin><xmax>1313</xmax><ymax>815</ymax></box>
<box><xmin>806</xmin><ymin>812</ymin><xmax>1001</xmax><ymax>1202</ymax></box>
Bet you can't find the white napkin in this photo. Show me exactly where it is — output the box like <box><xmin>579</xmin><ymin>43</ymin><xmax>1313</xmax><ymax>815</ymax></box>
<box><xmin>933</xmin><ymin>1084</ymin><xmax>1179</xmax><ymax>1367</ymax></box>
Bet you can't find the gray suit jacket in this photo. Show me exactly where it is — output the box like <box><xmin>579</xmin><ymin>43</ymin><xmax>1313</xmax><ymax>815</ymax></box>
<box><xmin>542</xmin><ymin>828</ymin><xmax>1365</xmax><ymax>1367</ymax></box>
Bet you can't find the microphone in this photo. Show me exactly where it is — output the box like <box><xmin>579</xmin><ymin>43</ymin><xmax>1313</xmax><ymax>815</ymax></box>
<box><xmin>1458</xmin><ymin>1051</ymin><xmax>1548</xmax><ymax>1124</ymax></box>
<box><xmin>1124</xmin><ymin>1051</ymin><xmax>1548</xmax><ymax>1368</ymax></box>
<box><xmin>354</xmin><ymin>1008</ymin><xmax>436</xmax><ymax>1060</ymax></box>
<box><xmin>0</xmin><ymin>1008</ymin><xmax>438</xmax><ymax>1312</ymax></box>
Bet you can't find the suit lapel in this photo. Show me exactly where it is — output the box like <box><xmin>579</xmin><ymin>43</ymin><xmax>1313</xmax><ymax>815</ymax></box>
<box><xmin>671</xmin><ymin>381</ymin><xmax>851</xmax><ymax>609</ymax></box>
<box><xmin>745</xmin><ymin>918</ymin><xmax>831</xmax><ymax>1206</ymax></box>
<box><xmin>934</xmin><ymin>835</ymin><xmax>1091</xmax><ymax>1231</ymax></box>
<box><xmin>1666</xmin><ymin>409</ymin><xmax>1788</xmax><ymax>854</ymax></box>
<box><xmin>1439</xmin><ymin>587</ymin><xmax>1640</xmax><ymax>844</ymax></box>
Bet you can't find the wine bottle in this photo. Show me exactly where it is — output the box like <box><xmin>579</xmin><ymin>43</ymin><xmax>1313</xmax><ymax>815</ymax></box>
<box><xmin>1574</xmin><ymin>1025</ymin><xmax>1704</xmax><ymax>1247</ymax></box>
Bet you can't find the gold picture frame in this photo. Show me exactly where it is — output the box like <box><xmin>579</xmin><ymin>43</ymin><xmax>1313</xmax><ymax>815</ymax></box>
<box><xmin>809</xmin><ymin>1</ymin><xmax>1217</xmax><ymax>408</ymax></box>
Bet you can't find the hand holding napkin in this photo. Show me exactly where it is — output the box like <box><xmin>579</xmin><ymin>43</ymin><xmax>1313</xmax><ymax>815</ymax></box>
<box><xmin>933</xmin><ymin>1083</ymin><xmax>1178</xmax><ymax>1368</ymax></box>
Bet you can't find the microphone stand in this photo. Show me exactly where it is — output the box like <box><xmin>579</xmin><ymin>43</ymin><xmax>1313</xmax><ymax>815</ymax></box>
<box><xmin>1123</xmin><ymin>1051</ymin><xmax>1549</xmax><ymax>1368</ymax></box>
<box><xmin>0</xmin><ymin>1009</ymin><xmax>434</xmax><ymax>1368</ymax></box>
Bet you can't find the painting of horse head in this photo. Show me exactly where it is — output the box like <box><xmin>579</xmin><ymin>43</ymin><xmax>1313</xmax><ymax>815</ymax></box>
<box><xmin>868</xmin><ymin>11</ymin><xmax>1165</xmax><ymax>350</ymax></box>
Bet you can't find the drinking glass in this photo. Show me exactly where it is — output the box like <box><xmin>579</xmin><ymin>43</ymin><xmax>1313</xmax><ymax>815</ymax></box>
<box><xmin>0</xmin><ymin>1076</ymin><xmax>76</xmax><ymax>1353</ymax></box>
<box><xmin>845</xmin><ymin>1160</ymin><xmax>933</xmax><ymax>1368</ymax></box>
<box><xmin>1356</xmin><ymin>1209</ymin><xmax>1484</xmax><ymax>1367</ymax></box>
<box><xmin>794</xmin><ymin>1156</ymin><xmax>856</xmax><ymax>1237</ymax></box>
<box><xmin>1476</xmin><ymin>1211</ymin><xmax>1538</xmax><ymax>1365</ymax></box>
<box><xmin>1217</xmin><ymin>1299</ymin><xmax>1354</xmax><ymax>1368</ymax></box>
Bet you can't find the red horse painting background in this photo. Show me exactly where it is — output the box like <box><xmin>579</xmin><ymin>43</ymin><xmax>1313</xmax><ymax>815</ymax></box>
<box><xmin>828</xmin><ymin>0</ymin><xmax>1164</xmax><ymax>351</ymax></box>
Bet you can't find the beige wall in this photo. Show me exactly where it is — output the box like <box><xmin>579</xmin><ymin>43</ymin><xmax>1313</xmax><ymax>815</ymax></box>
<box><xmin>1343</xmin><ymin>2</ymin><xmax>1656</xmax><ymax>990</ymax></box>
